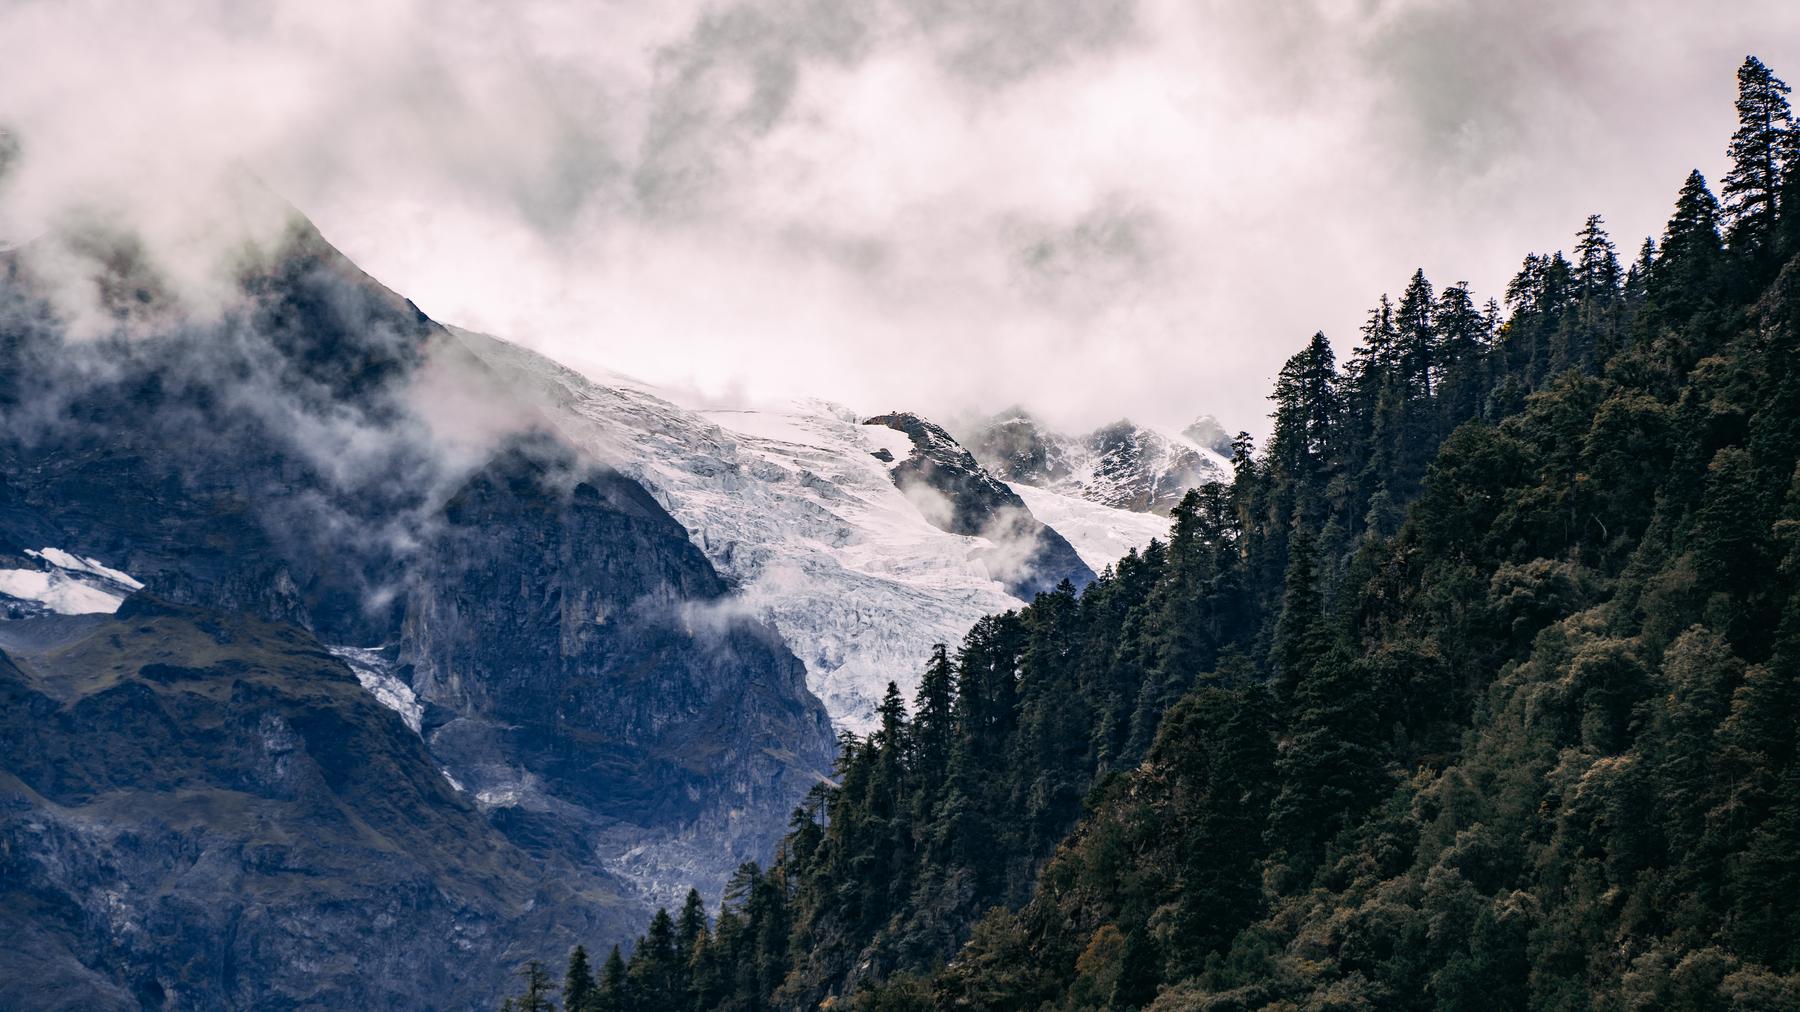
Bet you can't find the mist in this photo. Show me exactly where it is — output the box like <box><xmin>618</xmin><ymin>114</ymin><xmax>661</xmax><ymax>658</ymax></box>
<box><xmin>3</xmin><ymin>0</ymin><xmax>1798</xmax><ymax>437</ymax></box>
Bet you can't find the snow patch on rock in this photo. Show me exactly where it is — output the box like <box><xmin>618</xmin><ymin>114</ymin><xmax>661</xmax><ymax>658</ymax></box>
<box><xmin>0</xmin><ymin>547</ymin><xmax>142</xmax><ymax>616</ymax></box>
<box><xmin>329</xmin><ymin>646</ymin><xmax>424</xmax><ymax>735</ymax></box>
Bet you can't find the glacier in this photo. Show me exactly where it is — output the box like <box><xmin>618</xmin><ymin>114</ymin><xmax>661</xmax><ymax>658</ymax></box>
<box><xmin>443</xmin><ymin>330</ymin><xmax>1175</xmax><ymax>733</ymax></box>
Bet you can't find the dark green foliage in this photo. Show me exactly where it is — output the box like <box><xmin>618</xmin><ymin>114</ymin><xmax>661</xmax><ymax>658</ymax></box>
<box><xmin>564</xmin><ymin>945</ymin><xmax>595</xmax><ymax>1012</ymax></box>
<box><xmin>512</xmin><ymin>55</ymin><xmax>1800</xmax><ymax>1011</ymax></box>
<box><xmin>1723</xmin><ymin>56</ymin><xmax>1796</xmax><ymax>262</ymax></box>
<box><xmin>597</xmin><ymin>946</ymin><xmax>626</xmax><ymax>1012</ymax></box>
<box><xmin>504</xmin><ymin>961</ymin><xmax>554</xmax><ymax>1012</ymax></box>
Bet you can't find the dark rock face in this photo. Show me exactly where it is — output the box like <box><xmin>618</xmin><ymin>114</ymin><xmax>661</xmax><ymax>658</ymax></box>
<box><xmin>401</xmin><ymin>436</ymin><xmax>833</xmax><ymax>891</ymax></box>
<box><xmin>0</xmin><ymin>601</ymin><xmax>635</xmax><ymax>1011</ymax></box>
<box><xmin>863</xmin><ymin>412</ymin><xmax>1093</xmax><ymax>598</ymax></box>
<box><xmin>0</xmin><ymin>212</ymin><xmax>836</xmax><ymax>1005</ymax></box>
<box><xmin>0</xmin><ymin>217</ymin><xmax>438</xmax><ymax>643</ymax></box>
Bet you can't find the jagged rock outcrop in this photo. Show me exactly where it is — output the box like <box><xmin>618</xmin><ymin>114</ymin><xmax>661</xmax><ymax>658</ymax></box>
<box><xmin>863</xmin><ymin>412</ymin><xmax>1093</xmax><ymax>598</ymax></box>
<box><xmin>400</xmin><ymin>435</ymin><xmax>833</xmax><ymax>898</ymax></box>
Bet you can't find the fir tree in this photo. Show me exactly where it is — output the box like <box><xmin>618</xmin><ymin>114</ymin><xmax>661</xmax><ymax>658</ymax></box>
<box><xmin>596</xmin><ymin>946</ymin><xmax>626</xmax><ymax>1012</ymax></box>
<box><xmin>563</xmin><ymin>945</ymin><xmax>596</xmax><ymax>1012</ymax></box>
<box><xmin>1722</xmin><ymin>55</ymin><xmax>1796</xmax><ymax>257</ymax></box>
<box><xmin>513</xmin><ymin>961</ymin><xmax>555</xmax><ymax>1012</ymax></box>
<box><xmin>1654</xmin><ymin>169</ymin><xmax>1725</xmax><ymax>323</ymax></box>
<box><xmin>912</xmin><ymin>645</ymin><xmax>954</xmax><ymax>794</ymax></box>
<box><xmin>676</xmin><ymin>887</ymin><xmax>708</xmax><ymax>966</ymax></box>
<box><xmin>1395</xmin><ymin>268</ymin><xmax>1437</xmax><ymax>396</ymax></box>
<box><xmin>1574</xmin><ymin>214</ymin><xmax>1623</xmax><ymax>302</ymax></box>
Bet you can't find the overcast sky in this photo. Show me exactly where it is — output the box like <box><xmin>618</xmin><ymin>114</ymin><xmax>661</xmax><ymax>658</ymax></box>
<box><xmin>3</xmin><ymin>0</ymin><xmax>1798</xmax><ymax>437</ymax></box>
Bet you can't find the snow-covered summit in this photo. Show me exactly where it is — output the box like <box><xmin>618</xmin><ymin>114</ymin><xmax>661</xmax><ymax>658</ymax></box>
<box><xmin>961</xmin><ymin>410</ymin><xmax>1233</xmax><ymax>515</ymax></box>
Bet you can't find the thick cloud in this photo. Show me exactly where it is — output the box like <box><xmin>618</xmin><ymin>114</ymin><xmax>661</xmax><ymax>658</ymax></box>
<box><xmin>3</xmin><ymin>0</ymin><xmax>1797</xmax><ymax>436</ymax></box>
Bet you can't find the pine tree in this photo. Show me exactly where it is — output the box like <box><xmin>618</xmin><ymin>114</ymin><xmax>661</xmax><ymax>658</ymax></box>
<box><xmin>1722</xmin><ymin>55</ymin><xmax>1796</xmax><ymax>257</ymax></box>
<box><xmin>1654</xmin><ymin>170</ymin><xmax>1724</xmax><ymax>321</ymax></box>
<box><xmin>514</xmin><ymin>961</ymin><xmax>555</xmax><ymax>1012</ymax></box>
<box><xmin>873</xmin><ymin>680</ymin><xmax>910</xmax><ymax>823</ymax></box>
<box><xmin>676</xmin><ymin>887</ymin><xmax>709</xmax><ymax>966</ymax></box>
<box><xmin>1625</xmin><ymin>236</ymin><xmax>1657</xmax><ymax>302</ymax></box>
<box><xmin>564</xmin><ymin>945</ymin><xmax>596</xmax><ymax>1012</ymax></box>
<box><xmin>1395</xmin><ymin>268</ymin><xmax>1437</xmax><ymax>396</ymax></box>
<box><xmin>1434</xmin><ymin>281</ymin><xmax>1491</xmax><ymax>426</ymax></box>
<box><xmin>595</xmin><ymin>946</ymin><xmax>627</xmax><ymax>1012</ymax></box>
<box><xmin>628</xmin><ymin>909</ymin><xmax>681</xmax><ymax>1009</ymax></box>
<box><xmin>912</xmin><ymin>644</ymin><xmax>954</xmax><ymax>794</ymax></box>
<box><xmin>1268</xmin><ymin>332</ymin><xmax>1339</xmax><ymax>505</ymax></box>
<box><xmin>1574</xmin><ymin>214</ymin><xmax>1622</xmax><ymax>303</ymax></box>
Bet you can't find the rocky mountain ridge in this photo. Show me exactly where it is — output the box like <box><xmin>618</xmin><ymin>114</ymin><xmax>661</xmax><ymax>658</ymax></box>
<box><xmin>961</xmin><ymin>408</ymin><xmax>1232</xmax><ymax>515</ymax></box>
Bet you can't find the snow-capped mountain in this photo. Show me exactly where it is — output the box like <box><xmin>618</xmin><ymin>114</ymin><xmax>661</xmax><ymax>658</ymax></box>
<box><xmin>961</xmin><ymin>409</ymin><xmax>1233</xmax><ymax>515</ymax></box>
<box><xmin>443</xmin><ymin>331</ymin><xmax>1164</xmax><ymax>732</ymax></box>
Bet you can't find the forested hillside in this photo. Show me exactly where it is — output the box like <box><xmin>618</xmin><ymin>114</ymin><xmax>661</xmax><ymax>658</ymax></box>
<box><xmin>509</xmin><ymin>55</ymin><xmax>1800</xmax><ymax>1011</ymax></box>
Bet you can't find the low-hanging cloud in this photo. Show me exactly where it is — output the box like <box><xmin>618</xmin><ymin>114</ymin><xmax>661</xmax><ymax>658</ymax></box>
<box><xmin>3</xmin><ymin>0</ymin><xmax>1798</xmax><ymax>439</ymax></box>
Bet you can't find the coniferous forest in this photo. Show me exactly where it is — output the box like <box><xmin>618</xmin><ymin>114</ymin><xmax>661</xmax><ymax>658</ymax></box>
<box><xmin>505</xmin><ymin>56</ymin><xmax>1800</xmax><ymax>1011</ymax></box>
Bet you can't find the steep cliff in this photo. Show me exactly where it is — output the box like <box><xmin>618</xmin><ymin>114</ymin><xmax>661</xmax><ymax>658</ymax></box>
<box><xmin>400</xmin><ymin>435</ymin><xmax>832</xmax><ymax>900</ymax></box>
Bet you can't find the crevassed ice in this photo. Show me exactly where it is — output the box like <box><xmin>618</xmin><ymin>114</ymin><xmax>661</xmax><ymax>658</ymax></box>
<box><xmin>1007</xmin><ymin>482</ymin><xmax>1171</xmax><ymax>574</ymax></box>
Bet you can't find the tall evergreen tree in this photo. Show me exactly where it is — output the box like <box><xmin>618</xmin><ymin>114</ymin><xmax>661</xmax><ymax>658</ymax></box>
<box><xmin>1574</xmin><ymin>214</ymin><xmax>1623</xmax><ymax>302</ymax></box>
<box><xmin>912</xmin><ymin>645</ymin><xmax>954</xmax><ymax>793</ymax></box>
<box><xmin>676</xmin><ymin>887</ymin><xmax>709</xmax><ymax>965</ymax></box>
<box><xmin>1654</xmin><ymin>170</ymin><xmax>1725</xmax><ymax>322</ymax></box>
<box><xmin>512</xmin><ymin>961</ymin><xmax>555</xmax><ymax>1012</ymax></box>
<box><xmin>1268</xmin><ymin>331</ymin><xmax>1339</xmax><ymax>509</ymax></box>
<box><xmin>1395</xmin><ymin>268</ymin><xmax>1437</xmax><ymax>396</ymax></box>
<box><xmin>563</xmin><ymin>945</ymin><xmax>596</xmax><ymax>1012</ymax></box>
<box><xmin>596</xmin><ymin>946</ymin><xmax>626</xmax><ymax>1012</ymax></box>
<box><xmin>1722</xmin><ymin>55</ymin><xmax>1796</xmax><ymax>257</ymax></box>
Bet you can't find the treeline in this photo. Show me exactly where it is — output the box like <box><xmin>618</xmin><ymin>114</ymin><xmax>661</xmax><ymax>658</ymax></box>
<box><xmin>505</xmin><ymin>55</ymin><xmax>1800</xmax><ymax>1010</ymax></box>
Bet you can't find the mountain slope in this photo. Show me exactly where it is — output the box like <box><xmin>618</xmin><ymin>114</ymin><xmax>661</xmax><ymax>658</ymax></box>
<box><xmin>0</xmin><ymin>599</ymin><xmax>636</xmax><ymax>1010</ymax></box>
<box><xmin>399</xmin><ymin>434</ymin><xmax>832</xmax><ymax>901</ymax></box>
<box><xmin>0</xmin><ymin>210</ymin><xmax>835</xmax><ymax>968</ymax></box>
